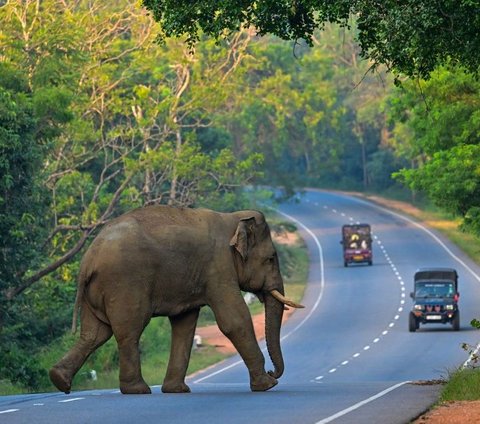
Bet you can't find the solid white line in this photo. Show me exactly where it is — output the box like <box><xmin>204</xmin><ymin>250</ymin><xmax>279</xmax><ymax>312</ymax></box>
<box><xmin>315</xmin><ymin>381</ymin><xmax>410</xmax><ymax>424</ymax></box>
<box><xmin>273</xmin><ymin>208</ymin><xmax>326</xmax><ymax>338</ymax></box>
<box><xmin>0</xmin><ymin>409</ymin><xmax>19</xmax><ymax>414</ymax></box>
<box><xmin>193</xmin><ymin>359</ymin><xmax>244</xmax><ymax>383</ymax></box>
<box><xmin>193</xmin><ymin>207</ymin><xmax>326</xmax><ymax>384</ymax></box>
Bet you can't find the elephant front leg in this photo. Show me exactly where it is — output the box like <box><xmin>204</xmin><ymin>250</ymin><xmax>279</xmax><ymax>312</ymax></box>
<box><xmin>162</xmin><ymin>308</ymin><xmax>200</xmax><ymax>393</ymax></box>
<box><xmin>211</xmin><ymin>297</ymin><xmax>277</xmax><ymax>392</ymax></box>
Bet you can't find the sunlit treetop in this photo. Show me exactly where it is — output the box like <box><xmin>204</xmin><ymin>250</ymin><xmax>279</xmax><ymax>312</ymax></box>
<box><xmin>142</xmin><ymin>0</ymin><xmax>480</xmax><ymax>80</ymax></box>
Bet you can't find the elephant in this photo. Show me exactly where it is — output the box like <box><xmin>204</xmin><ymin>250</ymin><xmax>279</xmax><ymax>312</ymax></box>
<box><xmin>49</xmin><ymin>205</ymin><xmax>304</xmax><ymax>395</ymax></box>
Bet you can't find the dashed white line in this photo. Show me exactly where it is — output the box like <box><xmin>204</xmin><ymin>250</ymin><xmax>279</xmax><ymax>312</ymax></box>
<box><xmin>0</xmin><ymin>409</ymin><xmax>19</xmax><ymax>414</ymax></box>
<box><xmin>58</xmin><ymin>397</ymin><xmax>84</xmax><ymax>403</ymax></box>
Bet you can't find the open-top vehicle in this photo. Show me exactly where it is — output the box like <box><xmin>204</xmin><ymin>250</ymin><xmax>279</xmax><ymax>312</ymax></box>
<box><xmin>409</xmin><ymin>267</ymin><xmax>460</xmax><ymax>332</ymax></box>
<box><xmin>341</xmin><ymin>223</ymin><xmax>372</xmax><ymax>267</ymax></box>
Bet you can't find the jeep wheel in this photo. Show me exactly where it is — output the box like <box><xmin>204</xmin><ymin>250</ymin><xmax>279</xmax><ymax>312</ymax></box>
<box><xmin>452</xmin><ymin>312</ymin><xmax>460</xmax><ymax>331</ymax></box>
<box><xmin>408</xmin><ymin>313</ymin><xmax>417</xmax><ymax>332</ymax></box>
<box><xmin>344</xmin><ymin>261</ymin><xmax>348</xmax><ymax>267</ymax></box>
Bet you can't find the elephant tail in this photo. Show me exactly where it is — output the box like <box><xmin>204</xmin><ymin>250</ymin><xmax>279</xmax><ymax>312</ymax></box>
<box><xmin>71</xmin><ymin>265</ymin><xmax>93</xmax><ymax>334</ymax></box>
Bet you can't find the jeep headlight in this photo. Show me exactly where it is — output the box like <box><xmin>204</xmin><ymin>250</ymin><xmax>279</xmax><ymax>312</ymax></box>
<box><xmin>445</xmin><ymin>304</ymin><xmax>454</xmax><ymax>310</ymax></box>
<box><xmin>414</xmin><ymin>304</ymin><xmax>423</xmax><ymax>311</ymax></box>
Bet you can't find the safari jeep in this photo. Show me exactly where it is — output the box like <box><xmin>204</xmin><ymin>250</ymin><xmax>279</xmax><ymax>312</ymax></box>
<box><xmin>409</xmin><ymin>267</ymin><xmax>460</xmax><ymax>332</ymax></box>
<box><xmin>341</xmin><ymin>223</ymin><xmax>372</xmax><ymax>267</ymax></box>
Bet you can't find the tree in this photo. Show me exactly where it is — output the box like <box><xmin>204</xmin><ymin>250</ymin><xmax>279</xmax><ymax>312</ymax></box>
<box><xmin>142</xmin><ymin>0</ymin><xmax>480</xmax><ymax>79</ymax></box>
<box><xmin>390</xmin><ymin>67</ymin><xmax>480</xmax><ymax>232</ymax></box>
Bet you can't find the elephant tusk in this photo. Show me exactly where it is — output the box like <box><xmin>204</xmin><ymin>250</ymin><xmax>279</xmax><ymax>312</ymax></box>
<box><xmin>270</xmin><ymin>289</ymin><xmax>305</xmax><ymax>309</ymax></box>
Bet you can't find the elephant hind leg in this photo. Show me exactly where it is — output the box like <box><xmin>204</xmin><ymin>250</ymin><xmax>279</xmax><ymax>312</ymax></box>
<box><xmin>162</xmin><ymin>308</ymin><xmax>200</xmax><ymax>393</ymax></box>
<box><xmin>50</xmin><ymin>305</ymin><xmax>113</xmax><ymax>394</ymax></box>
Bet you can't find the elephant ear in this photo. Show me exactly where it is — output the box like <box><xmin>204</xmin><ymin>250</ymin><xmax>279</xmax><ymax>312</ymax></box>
<box><xmin>230</xmin><ymin>217</ymin><xmax>256</xmax><ymax>261</ymax></box>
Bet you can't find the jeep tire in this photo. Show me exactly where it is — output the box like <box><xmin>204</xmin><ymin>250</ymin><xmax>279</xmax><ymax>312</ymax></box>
<box><xmin>408</xmin><ymin>313</ymin><xmax>418</xmax><ymax>332</ymax></box>
<box><xmin>452</xmin><ymin>311</ymin><xmax>460</xmax><ymax>331</ymax></box>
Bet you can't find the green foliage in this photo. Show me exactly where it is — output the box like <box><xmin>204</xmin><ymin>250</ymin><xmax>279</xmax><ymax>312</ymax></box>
<box><xmin>142</xmin><ymin>0</ymin><xmax>480</xmax><ymax>79</ymax></box>
<box><xmin>390</xmin><ymin>68</ymin><xmax>480</xmax><ymax>235</ymax></box>
<box><xmin>395</xmin><ymin>145</ymin><xmax>480</xmax><ymax>217</ymax></box>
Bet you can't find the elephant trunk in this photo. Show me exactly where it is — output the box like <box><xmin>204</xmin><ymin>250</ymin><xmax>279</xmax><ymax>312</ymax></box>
<box><xmin>264</xmin><ymin>291</ymin><xmax>285</xmax><ymax>379</ymax></box>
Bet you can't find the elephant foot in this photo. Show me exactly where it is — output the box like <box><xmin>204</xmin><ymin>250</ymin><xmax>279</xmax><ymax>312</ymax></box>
<box><xmin>49</xmin><ymin>366</ymin><xmax>72</xmax><ymax>394</ymax></box>
<box><xmin>250</xmin><ymin>373</ymin><xmax>278</xmax><ymax>392</ymax></box>
<box><xmin>161</xmin><ymin>381</ymin><xmax>191</xmax><ymax>393</ymax></box>
<box><xmin>120</xmin><ymin>380</ymin><xmax>152</xmax><ymax>394</ymax></box>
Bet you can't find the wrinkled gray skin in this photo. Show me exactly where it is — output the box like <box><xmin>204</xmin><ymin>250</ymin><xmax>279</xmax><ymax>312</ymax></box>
<box><xmin>50</xmin><ymin>206</ymin><xmax>293</xmax><ymax>394</ymax></box>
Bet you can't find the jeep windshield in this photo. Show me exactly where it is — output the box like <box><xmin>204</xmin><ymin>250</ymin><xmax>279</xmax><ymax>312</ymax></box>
<box><xmin>414</xmin><ymin>282</ymin><xmax>455</xmax><ymax>298</ymax></box>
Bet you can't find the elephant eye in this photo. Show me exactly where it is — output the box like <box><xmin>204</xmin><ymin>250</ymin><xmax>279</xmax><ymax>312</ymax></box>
<box><xmin>265</xmin><ymin>254</ymin><xmax>276</xmax><ymax>265</ymax></box>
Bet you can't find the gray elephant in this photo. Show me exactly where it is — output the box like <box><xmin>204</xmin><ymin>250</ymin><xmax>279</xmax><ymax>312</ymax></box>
<box><xmin>49</xmin><ymin>205</ymin><xmax>303</xmax><ymax>394</ymax></box>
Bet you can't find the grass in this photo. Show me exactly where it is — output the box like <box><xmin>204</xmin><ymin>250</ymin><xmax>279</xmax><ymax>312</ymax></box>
<box><xmin>440</xmin><ymin>368</ymin><xmax>480</xmax><ymax>402</ymax></box>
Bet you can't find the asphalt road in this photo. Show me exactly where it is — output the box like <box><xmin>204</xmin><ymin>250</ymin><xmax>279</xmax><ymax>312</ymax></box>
<box><xmin>2</xmin><ymin>189</ymin><xmax>480</xmax><ymax>423</ymax></box>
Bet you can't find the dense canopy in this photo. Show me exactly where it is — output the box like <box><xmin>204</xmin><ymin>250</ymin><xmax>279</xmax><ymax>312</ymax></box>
<box><xmin>142</xmin><ymin>0</ymin><xmax>480</xmax><ymax>79</ymax></box>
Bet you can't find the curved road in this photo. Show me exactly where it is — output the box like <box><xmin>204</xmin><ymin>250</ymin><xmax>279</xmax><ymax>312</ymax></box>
<box><xmin>2</xmin><ymin>189</ymin><xmax>480</xmax><ymax>423</ymax></box>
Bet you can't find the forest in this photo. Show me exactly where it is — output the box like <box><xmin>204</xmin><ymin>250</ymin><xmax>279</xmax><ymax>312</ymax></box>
<box><xmin>1</xmin><ymin>0</ymin><xmax>479</xmax><ymax>391</ymax></box>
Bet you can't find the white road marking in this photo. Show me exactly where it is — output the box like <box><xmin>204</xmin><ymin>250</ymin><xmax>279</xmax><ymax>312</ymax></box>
<box><xmin>0</xmin><ymin>409</ymin><xmax>19</xmax><ymax>414</ymax></box>
<box><xmin>315</xmin><ymin>381</ymin><xmax>410</xmax><ymax>424</ymax></box>
<box><xmin>58</xmin><ymin>397</ymin><xmax>84</xmax><ymax>403</ymax></box>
